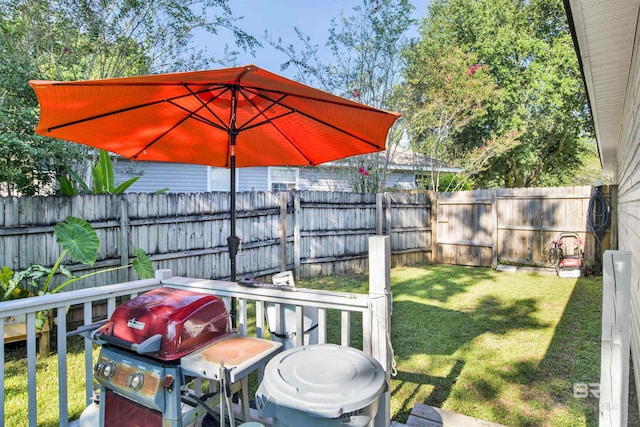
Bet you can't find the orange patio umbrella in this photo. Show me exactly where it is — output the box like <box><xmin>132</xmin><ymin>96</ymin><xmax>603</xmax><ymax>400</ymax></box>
<box><xmin>30</xmin><ymin>64</ymin><xmax>400</xmax><ymax>318</ymax></box>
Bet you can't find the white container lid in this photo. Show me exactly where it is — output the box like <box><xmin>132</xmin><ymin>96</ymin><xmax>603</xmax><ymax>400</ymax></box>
<box><xmin>256</xmin><ymin>344</ymin><xmax>386</xmax><ymax>419</ymax></box>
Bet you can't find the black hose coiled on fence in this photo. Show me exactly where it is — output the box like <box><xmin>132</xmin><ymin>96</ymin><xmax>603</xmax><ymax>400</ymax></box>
<box><xmin>587</xmin><ymin>187</ymin><xmax>610</xmax><ymax>276</ymax></box>
<box><xmin>587</xmin><ymin>188</ymin><xmax>611</xmax><ymax>244</ymax></box>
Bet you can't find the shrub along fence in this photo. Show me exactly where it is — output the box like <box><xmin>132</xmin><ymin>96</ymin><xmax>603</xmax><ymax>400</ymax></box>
<box><xmin>0</xmin><ymin>186</ymin><xmax>613</xmax><ymax>292</ymax></box>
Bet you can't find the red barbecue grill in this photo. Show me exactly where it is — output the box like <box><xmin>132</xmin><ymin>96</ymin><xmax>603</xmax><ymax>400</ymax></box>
<box><xmin>79</xmin><ymin>287</ymin><xmax>281</xmax><ymax>427</ymax></box>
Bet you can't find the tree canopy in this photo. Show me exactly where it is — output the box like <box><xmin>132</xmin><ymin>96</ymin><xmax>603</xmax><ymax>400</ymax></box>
<box><xmin>0</xmin><ymin>0</ymin><xmax>258</xmax><ymax>195</ymax></box>
<box><xmin>404</xmin><ymin>0</ymin><xmax>593</xmax><ymax>188</ymax></box>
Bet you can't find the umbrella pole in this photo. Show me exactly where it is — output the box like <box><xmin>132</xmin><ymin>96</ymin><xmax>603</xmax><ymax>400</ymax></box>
<box><xmin>228</xmin><ymin>146</ymin><xmax>238</xmax><ymax>328</ymax></box>
<box><xmin>227</xmin><ymin>87</ymin><xmax>240</xmax><ymax>328</ymax></box>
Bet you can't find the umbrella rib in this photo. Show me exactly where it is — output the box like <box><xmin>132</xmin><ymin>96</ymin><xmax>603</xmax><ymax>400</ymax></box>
<box><xmin>235</xmin><ymin>88</ymin><xmax>287</xmax><ymax>131</ymax></box>
<box><xmin>184</xmin><ymin>84</ymin><xmax>233</xmax><ymax>131</ymax></box>
<box><xmin>167</xmin><ymin>99</ymin><xmax>228</xmax><ymax>132</ymax></box>
<box><xmin>130</xmin><ymin>113</ymin><xmax>193</xmax><ymax>160</ymax></box>
<box><xmin>42</xmin><ymin>86</ymin><xmax>227</xmax><ymax>132</ymax></box>
<box><xmin>131</xmin><ymin>86</ymin><xmax>238</xmax><ymax>158</ymax></box>
<box><xmin>241</xmin><ymin>88</ymin><xmax>386</xmax><ymax>151</ymax></box>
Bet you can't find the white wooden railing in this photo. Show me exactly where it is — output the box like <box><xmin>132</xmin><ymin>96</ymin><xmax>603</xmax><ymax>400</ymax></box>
<box><xmin>0</xmin><ymin>236</ymin><xmax>393</xmax><ymax>427</ymax></box>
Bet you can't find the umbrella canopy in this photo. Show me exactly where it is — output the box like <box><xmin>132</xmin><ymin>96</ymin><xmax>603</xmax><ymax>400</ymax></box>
<box><xmin>29</xmin><ymin>65</ymin><xmax>400</xmax><ymax>320</ymax></box>
<box><xmin>30</xmin><ymin>64</ymin><xmax>400</xmax><ymax>168</ymax></box>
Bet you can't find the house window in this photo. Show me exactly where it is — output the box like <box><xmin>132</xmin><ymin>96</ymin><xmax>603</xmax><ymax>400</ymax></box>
<box><xmin>269</xmin><ymin>167</ymin><xmax>298</xmax><ymax>191</ymax></box>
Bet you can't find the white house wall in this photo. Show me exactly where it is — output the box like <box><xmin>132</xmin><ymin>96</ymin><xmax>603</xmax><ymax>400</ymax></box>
<box><xmin>238</xmin><ymin>167</ymin><xmax>269</xmax><ymax>192</ymax></box>
<box><xmin>115</xmin><ymin>159</ymin><xmax>419</xmax><ymax>193</ymax></box>
<box><xmin>615</xmin><ymin>5</ymin><xmax>640</xmax><ymax>415</ymax></box>
<box><xmin>299</xmin><ymin>167</ymin><xmax>351</xmax><ymax>191</ymax></box>
<box><xmin>113</xmin><ymin>160</ymin><xmax>208</xmax><ymax>193</ymax></box>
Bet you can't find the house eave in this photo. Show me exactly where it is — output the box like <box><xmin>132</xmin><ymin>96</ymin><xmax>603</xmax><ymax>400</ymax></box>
<box><xmin>564</xmin><ymin>0</ymin><xmax>640</xmax><ymax>173</ymax></box>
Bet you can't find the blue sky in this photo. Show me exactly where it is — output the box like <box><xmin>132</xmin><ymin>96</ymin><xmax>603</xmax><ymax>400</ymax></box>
<box><xmin>199</xmin><ymin>1</ymin><xmax>429</xmax><ymax>77</ymax></box>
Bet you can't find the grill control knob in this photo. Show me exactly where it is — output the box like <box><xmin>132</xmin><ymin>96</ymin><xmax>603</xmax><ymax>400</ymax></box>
<box><xmin>128</xmin><ymin>372</ymin><xmax>144</xmax><ymax>390</ymax></box>
<box><xmin>94</xmin><ymin>362</ymin><xmax>105</xmax><ymax>377</ymax></box>
<box><xmin>102</xmin><ymin>362</ymin><xmax>116</xmax><ymax>379</ymax></box>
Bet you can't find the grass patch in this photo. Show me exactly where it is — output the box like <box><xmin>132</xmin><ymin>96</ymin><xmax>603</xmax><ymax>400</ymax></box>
<box><xmin>301</xmin><ymin>264</ymin><xmax>601</xmax><ymax>427</ymax></box>
<box><xmin>4</xmin><ymin>337</ymin><xmax>99</xmax><ymax>427</ymax></box>
<box><xmin>5</xmin><ymin>265</ymin><xmax>601</xmax><ymax>426</ymax></box>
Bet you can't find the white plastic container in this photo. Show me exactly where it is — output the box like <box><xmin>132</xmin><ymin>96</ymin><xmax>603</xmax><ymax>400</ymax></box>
<box><xmin>256</xmin><ymin>344</ymin><xmax>387</xmax><ymax>427</ymax></box>
<box><xmin>265</xmin><ymin>303</ymin><xmax>318</xmax><ymax>350</ymax></box>
<box><xmin>266</xmin><ymin>271</ymin><xmax>318</xmax><ymax>350</ymax></box>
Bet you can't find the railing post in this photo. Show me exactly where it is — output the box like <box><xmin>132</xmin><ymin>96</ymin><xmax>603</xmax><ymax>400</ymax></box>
<box><xmin>600</xmin><ymin>250</ymin><xmax>631</xmax><ymax>427</ymax></box>
<box><xmin>119</xmin><ymin>197</ymin><xmax>130</xmax><ymax>282</ymax></box>
<box><xmin>369</xmin><ymin>235</ymin><xmax>391</xmax><ymax>427</ymax></box>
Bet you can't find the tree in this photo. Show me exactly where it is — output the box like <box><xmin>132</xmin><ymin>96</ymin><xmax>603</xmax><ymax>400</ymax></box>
<box><xmin>0</xmin><ymin>0</ymin><xmax>259</xmax><ymax>195</ymax></box>
<box><xmin>401</xmin><ymin>45</ymin><xmax>519</xmax><ymax>191</ymax></box>
<box><xmin>409</xmin><ymin>0</ymin><xmax>591</xmax><ymax>188</ymax></box>
<box><xmin>267</xmin><ymin>0</ymin><xmax>415</xmax><ymax>192</ymax></box>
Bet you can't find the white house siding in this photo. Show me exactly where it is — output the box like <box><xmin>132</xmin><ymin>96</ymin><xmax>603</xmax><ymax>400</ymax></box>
<box><xmin>299</xmin><ymin>167</ymin><xmax>416</xmax><ymax>191</ymax></box>
<box><xmin>617</xmin><ymin>13</ymin><xmax>640</xmax><ymax>403</ymax></box>
<box><xmin>299</xmin><ymin>167</ymin><xmax>351</xmax><ymax>191</ymax></box>
<box><xmin>115</xmin><ymin>159</ymin><xmax>418</xmax><ymax>193</ymax></box>
<box><xmin>385</xmin><ymin>172</ymin><xmax>416</xmax><ymax>190</ymax></box>
<box><xmin>113</xmin><ymin>160</ymin><xmax>208</xmax><ymax>193</ymax></box>
<box><xmin>238</xmin><ymin>167</ymin><xmax>269</xmax><ymax>192</ymax></box>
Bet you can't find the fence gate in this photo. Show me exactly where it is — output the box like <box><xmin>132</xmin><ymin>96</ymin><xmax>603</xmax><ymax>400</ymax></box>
<box><xmin>434</xmin><ymin>186</ymin><xmax>614</xmax><ymax>269</ymax></box>
<box><xmin>435</xmin><ymin>190</ymin><xmax>495</xmax><ymax>267</ymax></box>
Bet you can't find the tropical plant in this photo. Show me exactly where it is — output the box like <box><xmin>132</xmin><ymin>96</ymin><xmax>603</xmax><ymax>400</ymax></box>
<box><xmin>59</xmin><ymin>150</ymin><xmax>141</xmax><ymax>195</ymax></box>
<box><xmin>0</xmin><ymin>266</ymin><xmax>34</xmax><ymax>302</ymax></box>
<box><xmin>2</xmin><ymin>216</ymin><xmax>154</xmax><ymax>330</ymax></box>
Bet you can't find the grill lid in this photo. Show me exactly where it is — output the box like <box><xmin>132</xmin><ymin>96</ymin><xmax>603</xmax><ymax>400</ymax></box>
<box><xmin>93</xmin><ymin>287</ymin><xmax>231</xmax><ymax>360</ymax></box>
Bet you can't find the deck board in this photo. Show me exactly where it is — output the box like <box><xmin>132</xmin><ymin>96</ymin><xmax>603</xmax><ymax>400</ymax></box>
<box><xmin>402</xmin><ymin>404</ymin><xmax>507</xmax><ymax>427</ymax></box>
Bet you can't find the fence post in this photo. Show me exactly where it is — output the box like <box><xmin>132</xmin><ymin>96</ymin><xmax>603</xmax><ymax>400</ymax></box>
<box><xmin>600</xmin><ymin>250</ymin><xmax>631</xmax><ymax>427</ymax></box>
<box><xmin>280</xmin><ymin>192</ymin><xmax>287</xmax><ymax>272</ymax></box>
<box><xmin>429</xmin><ymin>191</ymin><xmax>437</xmax><ymax>264</ymax></box>
<box><xmin>293</xmin><ymin>191</ymin><xmax>301</xmax><ymax>279</ymax></box>
<box><xmin>369</xmin><ymin>235</ymin><xmax>392</xmax><ymax>427</ymax></box>
<box><xmin>385</xmin><ymin>193</ymin><xmax>392</xmax><ymax>237</ymax></box>
<box><xmin>376</xmin><ymin>193</ymin><xmax>383</xmax><ymax>235</ymax></box>
<box><xmin>491</xmin><ymin>191</ymin><xmax>498</xmax><ymax>269</ymax></box>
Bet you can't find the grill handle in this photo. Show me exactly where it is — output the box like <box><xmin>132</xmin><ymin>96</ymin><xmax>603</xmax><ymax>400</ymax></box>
<box><xmin>94</xmin><ymin>332</ymin><xmax>163</xmax><ymax>355</ymax></box>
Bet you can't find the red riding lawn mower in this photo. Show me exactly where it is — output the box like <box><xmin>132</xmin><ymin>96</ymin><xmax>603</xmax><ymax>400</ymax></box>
<box><xmin>550</xmin><ymin>233</ymin><xmax>584</xmax><ymax>278</ymax></box>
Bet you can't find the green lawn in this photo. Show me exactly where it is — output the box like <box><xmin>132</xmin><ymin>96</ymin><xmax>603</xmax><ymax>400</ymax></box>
<box><xmin>300</xmin><ymin>264</ymin><xmax>602</xmax><ymax>427</ymax></box>
<box><xmin>4</xmin><ymin>264</ymin><xmax>601</xmax><ymax>427</ymax></box>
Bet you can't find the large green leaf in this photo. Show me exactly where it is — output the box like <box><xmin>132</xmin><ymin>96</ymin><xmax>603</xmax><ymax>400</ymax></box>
<box><xmin>58</xmin><ymin>175</ymin><xmax>78</xmax><ymax>196</ymax></box>
<box><xmin>67</xmin><ymin>169</ymin><xmax>93</xmax><ymax>194</ymax></box>
<box><xmin>91</xmin><ymin>163</ymin><xmax>104</xmax><ymax>194</ymax></box>
<box><xmin>98</xmin><ymin>150</ymin><xmax>115</xmax><ymax>192</ymax></box>
<box><xmin>113</xmin><ymin>176</ymin><xmax>140</xmax><ymax>193</ymax></box>
<box><xmin>132</xmin><ymin>248</ymin><xmax>154</xmax><ymax>279</ymax></box>
<box><xmin>54</xmin><ymin>216</ymin><xmax>99</xmax><ymax>266</ymax></box>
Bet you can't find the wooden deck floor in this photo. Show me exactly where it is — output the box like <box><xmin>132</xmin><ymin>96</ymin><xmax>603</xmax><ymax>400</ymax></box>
<box><xmin>72</xmin><ymin>402</ymin><xmax>505</xmax><ymax>426</ymax></box>
<box><xmin>391</xmin><ymin>404</ymin><xmax>507</xmax><ymax>427</ymax></box>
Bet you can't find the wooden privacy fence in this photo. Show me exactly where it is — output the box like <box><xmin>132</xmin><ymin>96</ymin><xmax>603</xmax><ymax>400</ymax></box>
<box><xmin>435</xmin><ymin>186</ymin><xmax>614</xmax><ymax>270</ymax></box>
<box><xmin>0</xmin><ymin>191</ymin><xmax>432</xmax><ymax>288</ymax></box>
<box><xmin>0</xmin><ymin>186</ymin><xmax>613</xmax><ymax>287</ymax></box>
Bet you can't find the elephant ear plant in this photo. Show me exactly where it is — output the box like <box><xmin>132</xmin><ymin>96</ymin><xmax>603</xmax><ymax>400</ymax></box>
<box><xmin>1</xmin><ymin>216</ymin><xmax>154</xmax><ymax>330</ymax></box>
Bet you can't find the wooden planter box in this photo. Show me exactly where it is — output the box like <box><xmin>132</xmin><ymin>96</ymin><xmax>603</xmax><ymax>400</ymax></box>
<box><xmin>4</xmin><ymin>315</ymin><xmax>52</xmax><ymax>355</ymax></box>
